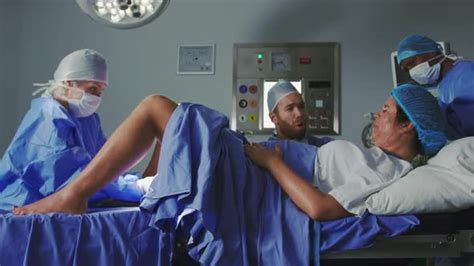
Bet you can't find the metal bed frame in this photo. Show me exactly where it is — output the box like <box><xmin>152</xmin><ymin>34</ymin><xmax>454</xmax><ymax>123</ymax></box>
<box><xmin>322</xmin><ymin>208</ymin><xmax>474</xmax><ymax>265</ymax></box>
<box><xmin>323</xmin><ymin>230</ymin><xmax>474</xmax><ymax>259</ymax></box>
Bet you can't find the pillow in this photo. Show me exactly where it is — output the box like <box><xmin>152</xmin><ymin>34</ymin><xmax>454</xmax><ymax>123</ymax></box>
<box><xmin>366</xmin><ymin>137</ymin><xmax>474</xmax><ymax>215</ymax></box>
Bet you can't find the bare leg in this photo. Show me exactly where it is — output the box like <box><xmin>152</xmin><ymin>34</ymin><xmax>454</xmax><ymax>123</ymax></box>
<box><xmin>13</xmin><ymin>95</ymin><xmax>177</xmax><ymax>215</ymax></box>
<box><xmin>142</xmin><ymin>139</ymin><xmax>161</xmax><ymax>177</ymax></box>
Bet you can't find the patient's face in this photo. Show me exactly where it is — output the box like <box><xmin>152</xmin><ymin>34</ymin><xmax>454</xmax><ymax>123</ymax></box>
<box><xmin>271</xmin><ymin>93</ymin><xmax>307</xmax><ymax>140</ymax></box>
<box><xmin>372</xmin><ymin>97</ymin><xmax>404</xmax><ymax>149</ymax></box>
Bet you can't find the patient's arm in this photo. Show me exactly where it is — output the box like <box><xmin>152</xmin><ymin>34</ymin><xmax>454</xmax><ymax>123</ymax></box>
<box><xmin>13</xmin><ymin>95</ymin><xmax>177</xmax><ymax>215</ymax></box>
<box><xmin>244</xmin><ymin>143</ymin><xmax>351</xmax><ymax>221</ymax></box>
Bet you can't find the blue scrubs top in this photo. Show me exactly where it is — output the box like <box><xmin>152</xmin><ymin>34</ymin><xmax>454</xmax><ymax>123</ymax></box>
<box><xmin>438</xmin><ymin>60</ymin><xmax>474</xmax><ymax>140</ymax></box>
<box><xmin>0</xmin><ymin>97</ymin><xmax>141</xmax><ymax>210</ymax></box>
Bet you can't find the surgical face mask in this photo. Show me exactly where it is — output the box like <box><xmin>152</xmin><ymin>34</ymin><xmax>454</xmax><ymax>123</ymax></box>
<box><xmin>68</xmin><ymin>91</ymin><xmax>102</xmax><ymax>118</ymax></box>
<box><xmin>409</xmin><ymin>55</ymin><xmax>446</xmax><ymax>85</ymax></box>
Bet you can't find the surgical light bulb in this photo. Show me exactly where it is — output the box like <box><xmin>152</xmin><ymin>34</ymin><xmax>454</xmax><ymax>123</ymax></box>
<box><xmin>111</xmin><ymin>14</ymin><xmax>122</xmax><ymax>23</ymax></box>
<box><xmin>97</xmin><ymin>7</ymin><xmax>108</xmax><ymax>15</ymax></box>
<box><xmin>105</xmin><ymin>2</ymin><xmax>113</xmax><ymax>9</ymax></box>
<box><xmin>130</xmin><ymin>4</ymin><xmax>141</xmax><ymax>17</ymax></box>
<box><xmin>146</xmin><ymin>4</ymin><xmax>154</xmax><ymax>13</ymax></box>
<box><xmin>141</xmin><ymin>0</ymin><xmax>150</xmax><ymax>5</ymax></box>
<box><xmin>117</xmin><ymin>0</ymin><xmax>129</xmax><ymax>10</ymax></box>
<box><xmin>140</xmin><ymin>5</ymin><xmax>146</xmax><ymax>15</ymax></box>
<box><xmin>118</xmin><ymin>9</ymin><xmax>126</xmax><ymax>18</ymax></box>
<box><xmin>125</xmin><ymin>8</ymin><xmax>133</xmax><ymax>17</ymax></box>
<box><xmin>110</xmin><ymin>8</ymin><xmax>118</xmax><ymax>15</ymax></box>
<box><xmin>96</xmin><ymin>1</ymin><xmax>105</xmax><ymax>8</ymax></box>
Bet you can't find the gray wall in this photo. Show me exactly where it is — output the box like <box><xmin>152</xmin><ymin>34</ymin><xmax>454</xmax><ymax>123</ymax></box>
<box><xmin>0</xmin><ymin>1</ymin><xmax>21</xmax><ymax>152</ymax></box>
<box><xmin>1</xmin><ymin>0</ymin><xmax>473</xmax><ymax>171</ymax></box>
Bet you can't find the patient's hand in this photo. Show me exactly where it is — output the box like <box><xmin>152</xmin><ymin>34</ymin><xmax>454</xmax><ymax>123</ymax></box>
<box><xmin>244</xmin><ymin>143</ymin><xmax>283</xmax><ymax>169</ymax></box>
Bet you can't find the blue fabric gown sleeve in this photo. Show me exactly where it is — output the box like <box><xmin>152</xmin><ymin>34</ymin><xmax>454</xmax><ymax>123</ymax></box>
<box><xmin>97</xmin><ymin>120</ymin><xmax>107</xmax><ymax>148</ymax></box>
<box><xmin>0</xmin><ymin>101</ymin><xmax>94</xmax><ymax>210</ymax></box>
<box><xmin>438</xmin><ymin>61</ymin><xmax>474</xmax><ymax>139</ymax></box>
<box><xmin>308</xmin><ymin>136</ymin><xmax>334</xmax><ymax>147</ymax></box>
<box><xmin>442</xmin><ymin>96</ymin><xmax>474</xmax><ymax>139</ymax></box>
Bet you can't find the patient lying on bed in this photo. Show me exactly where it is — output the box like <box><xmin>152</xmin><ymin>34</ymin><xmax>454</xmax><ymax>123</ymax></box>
<box><xmin>12</xmin><ymin>84</ymin><xmax>446</xmax><ymax>219</ymax></box>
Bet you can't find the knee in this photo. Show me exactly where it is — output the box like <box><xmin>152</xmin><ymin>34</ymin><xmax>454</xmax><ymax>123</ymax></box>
<box><xmin>141</xmin><ymin>94</ymin><xmax>174</xmax><ymax>108</ymax></box>
<box><xmin>142</xmin><ymin>94</ymin><xmax>168</xmax><ymax>104</ymax></box>
<box><xmin>139</xmin><ymin>94</ymin><xmax>177</xmax><ymax>116</ymax></box>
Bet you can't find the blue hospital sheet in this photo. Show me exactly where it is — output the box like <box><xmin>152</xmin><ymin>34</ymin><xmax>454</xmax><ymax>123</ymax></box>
<box><xmin>0</xmin><ymin>207</ymin><xmax>173</xmax><ymax>266</ymax></box>
<box><xmin>140</xmin><ymin>103</ymin><xmax>419</xmax><ymax>265</ymax></box>
<box><xmin>320</xmin><ymin>211</ymin><xmax>420</xmax><ymax>254</ymax></box>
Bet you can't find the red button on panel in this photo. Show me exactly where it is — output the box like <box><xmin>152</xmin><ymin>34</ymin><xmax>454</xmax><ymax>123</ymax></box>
<box><xmin>250</xmin><ymin>99</ymin><xmax>258</xmax><ymax>108</ymax></box>
<box><xmin>299</xmin><ymin>57</ymin><xmax>312</xmax><ymax>64</ymax></box>
<box><xmin>249</xmin><ymin>85</ymin><xmax>258</xmax><ymax>94</ymax></box>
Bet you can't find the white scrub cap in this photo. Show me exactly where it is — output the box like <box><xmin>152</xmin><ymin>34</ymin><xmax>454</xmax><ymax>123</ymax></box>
<box><xmin>54</xmin><ymin>49</ymin><xmax>108</xmax><ymax>85</ymax></box>
<box><xmin>267</xmin><ymin>79</ymin><xmax>299</xmax><ymax>112</ymax></box>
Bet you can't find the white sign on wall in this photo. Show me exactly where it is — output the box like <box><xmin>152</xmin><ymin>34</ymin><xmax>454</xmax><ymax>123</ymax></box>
<box><xmin>177</xmin><ymin>44</ymin><xmax>215</xmax><ymax>75</ymax></box>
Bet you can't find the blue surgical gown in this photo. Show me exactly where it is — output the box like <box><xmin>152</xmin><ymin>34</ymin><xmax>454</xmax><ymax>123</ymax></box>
<box><xmin>268</xmin><ymin>134</ymin><xmax>333</xmax><ymax>147</ymax></box>
<box><xmin>0</xmin><ymin>97</ymin><xmax>142</xmax><ymax>211</ymax></box>
<box><xmin>438</xmin><ymin>60</ymin><xmax>474</xmax><ymax>140</ymax></box>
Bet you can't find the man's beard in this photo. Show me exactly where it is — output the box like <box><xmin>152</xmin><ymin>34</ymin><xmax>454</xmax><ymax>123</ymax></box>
<box><xmin>278</xmin><ymin>121</ymin><xmax>306</xmax><ymax>140</ymax></box>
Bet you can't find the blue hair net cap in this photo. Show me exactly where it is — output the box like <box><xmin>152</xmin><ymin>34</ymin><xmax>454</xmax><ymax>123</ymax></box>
<box><xmin>391</xmin><ymin>84</ymin><xmax>447</xmax><ymax>155</ymax></box>
<box><xmin>54</xmin><ymin>49</ymin><xmax>108</xmax><ymax>85</ymax></box>
<box><xmin>397</xmin><ymin>34</ymin><xmax>442</xmax><ymax>65</ymax></box>
<box><xmin>267</xmin><ymin>80</ymin><xmax>299</xmax><ymax>112</ymax></box>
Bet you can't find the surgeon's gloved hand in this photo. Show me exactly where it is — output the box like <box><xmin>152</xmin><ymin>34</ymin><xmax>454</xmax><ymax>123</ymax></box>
<box><xmin>99</xmin><ymin>173</ymin><xmax>145</xmax><ymax>202</ymax></box>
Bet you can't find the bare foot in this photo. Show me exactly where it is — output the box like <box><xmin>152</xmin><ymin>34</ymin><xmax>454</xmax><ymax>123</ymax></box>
<box><xmin>12</xmin><ymin>189</ymin><xmax>88</xmax><ymax>215</ymax></box>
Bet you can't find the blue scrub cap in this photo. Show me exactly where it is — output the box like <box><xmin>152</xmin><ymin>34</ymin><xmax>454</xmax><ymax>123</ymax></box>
<box><xmin>267</xmin><ymin>80</ymin><xmax>299</xmax><ymax>112</ymax></box>
<box><xmin>54</xmin><ymin>49</ymin><xmax>108</xmax><ymax>85</ymax></box>
<box><xmin>397</xmin><ymin>34</ymin><xmax>443</xmax><ymax>65</ymax></box>
<box><xmin>391</xmin><ymin>84</ymin><xmax>447</xmax><ymax>155</ymax></box>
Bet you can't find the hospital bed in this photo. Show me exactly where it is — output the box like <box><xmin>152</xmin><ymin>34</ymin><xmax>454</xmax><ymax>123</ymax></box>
<box><xmin>0</xmin><ymin>205</ymin><xmax>175</xmax><ymax>266</ymax></box>
<box><xmin>321</xmin><ymin>208</ymin><xmax>474</xmax><ymax>265</ymax></box>
<box><xmin>1</xmin><ymin>204</ymin><xmax>472</xmax><ymax>266</ymax></box>
<box><xmin>170</xmin><ymin>208</ymin><xmax>474</xmax><ymax>265</ymax></box>
<box><xmin>2</xmin><ymin>105</ymin><xmax>473</xmax><ymax>265</ymax></box>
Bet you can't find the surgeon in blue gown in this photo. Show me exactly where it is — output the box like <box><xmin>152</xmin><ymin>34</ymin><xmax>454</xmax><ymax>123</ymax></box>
<box><xmin>0</xmin><ymin>49</ymin><xmax>146</xmax><ymax>211</ymax></box>
<box><xmin>397</xmin><ymin>34</ymin><xmax>474</xmax><ymax>140</ymax></box>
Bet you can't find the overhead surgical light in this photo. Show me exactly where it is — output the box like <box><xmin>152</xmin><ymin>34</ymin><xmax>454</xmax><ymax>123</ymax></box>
<box><xmin>76</xmin><ymin>0</ymin><xmax>170</xmax><ymax>29</ymax></box>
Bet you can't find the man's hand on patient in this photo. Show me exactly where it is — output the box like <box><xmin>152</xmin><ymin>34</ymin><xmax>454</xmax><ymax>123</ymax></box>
<box><xmin>244</xmin><ymin>143</ymin><xmax>283</xmax><ymax>169</ymax></box>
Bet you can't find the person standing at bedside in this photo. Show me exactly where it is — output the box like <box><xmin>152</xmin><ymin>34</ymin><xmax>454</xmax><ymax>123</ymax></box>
<box><xmin>0</xmin><ymin>49</ymin><xmax>151</xmax><ymax>210</ymax></box>
<box><xmin>397</xmin><ymin>34</ymin><xmax>474</xmax><ymax>140</ymax></box>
